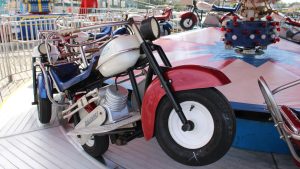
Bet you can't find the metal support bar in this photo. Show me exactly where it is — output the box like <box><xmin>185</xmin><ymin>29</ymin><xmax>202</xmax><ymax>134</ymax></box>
<box><xmin>272</xmin><ymin>79</ymin><xmax>300</xmax><ymax>94</ymax></box>
<box><xmin>144</xmin><ymin>67</ymin><xmax>154</xmax><ymax>93</ymax></box>
<box><xmin>141</xmin><ymin>42</ymin><xmax>188</xmax><ymax>126</ymax></box>
<box><xmin>151</xmin><ymin>44</ymin><xmax>172</xmax><ymax>67</ymax></box>
<box><xmin>129</xmin><ymin>70</ymin><xmax>142</xmax><ymax>109</ymax></box>
<box><xmin>32</xmin><ymin>57</ymin><xmax>38</xmax><ymax>105</ymax></box>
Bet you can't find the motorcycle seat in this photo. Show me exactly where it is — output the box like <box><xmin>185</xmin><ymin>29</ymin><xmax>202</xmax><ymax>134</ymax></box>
<box><xmin>89</xmin><ymin>26</ymin><xmax>112</xmax><ymax>40</ymax></box>
<box><xmin>280</xmin><ymin>105</ymin><xmax>300</xmax><ymax>135</ymax></box>
<box><xmin>211</xmin><ymin>3</ymin><xmax>241</xmax><ymax>13</ymax></box>
<box><xmin>155</xmin><ymin>8</ymin><xmax>172</xmax><ymax>21</ymax></box>
<box><xmin>50</xmin><ymin>55</ymin><xmax>99</xmax><ymax>91</ymax></box>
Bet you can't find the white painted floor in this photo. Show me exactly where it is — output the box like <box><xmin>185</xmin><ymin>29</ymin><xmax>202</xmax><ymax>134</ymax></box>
<box><xmin>0</xmin><ymin>82</ymin><xmax>297</xmax><ymax>169</ymax></box>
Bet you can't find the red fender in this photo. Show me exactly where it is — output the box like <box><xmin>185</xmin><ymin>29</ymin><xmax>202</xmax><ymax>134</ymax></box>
<box><xmin>180</xmin><ymin>12</ymin><xmax>197</xmax><ymax>23</ymax></box>
<box><xmin>141</xmin><ymin>65</ymin><xmax>231</xmax><ymax>140</ymax></box>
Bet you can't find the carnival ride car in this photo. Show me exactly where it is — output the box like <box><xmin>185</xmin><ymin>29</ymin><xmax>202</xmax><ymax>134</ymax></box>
<box><xmin>32</xmin><ymin>17</ymin><xmax>236</xmax><ymax>166</ymax></box>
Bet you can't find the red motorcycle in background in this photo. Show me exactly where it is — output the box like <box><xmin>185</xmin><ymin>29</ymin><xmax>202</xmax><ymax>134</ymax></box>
<box><xmin>180</xmin><ymin>0</ymin><xmax>204</xmax><ymax>30</ymax></box>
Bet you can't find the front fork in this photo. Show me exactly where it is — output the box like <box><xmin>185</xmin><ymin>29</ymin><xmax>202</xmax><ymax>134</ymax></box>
<box><xmin>140</xmin><ymin>42</ymin><xmax>194</xmax><ymax>131</ymax></box>
<box><xmin>32</xmin><ymin>57</ymin><xmax>38</xmax><ymax>105</ymax></box>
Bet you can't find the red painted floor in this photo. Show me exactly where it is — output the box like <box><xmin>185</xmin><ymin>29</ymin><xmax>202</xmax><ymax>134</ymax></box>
<box><xmin>155</xmin><ymin>27</ymin><xmax>300</xmax><ymax>111</ymax></box>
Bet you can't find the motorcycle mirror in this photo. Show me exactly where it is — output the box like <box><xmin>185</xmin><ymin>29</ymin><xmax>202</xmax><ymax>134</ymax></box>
<box><xmin>38</xmin><ymin>43</ymin><xmax>51</xmax><ymax>55</ymax></box>
<box><xmin>140</xmin><ymin>17</ymin><xmax>160</xmax><ymax>41</ymax></box>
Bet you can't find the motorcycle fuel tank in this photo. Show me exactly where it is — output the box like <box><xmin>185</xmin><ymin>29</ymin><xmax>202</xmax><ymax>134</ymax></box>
<box><xmin>97</xmin><ymin>35</ymin><xmax>140</xmax><ymax>77</ymax></box>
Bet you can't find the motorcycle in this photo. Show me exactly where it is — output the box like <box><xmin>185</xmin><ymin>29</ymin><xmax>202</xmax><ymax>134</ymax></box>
<box><xmin>153</xmin><ymin>7</ymin><xmax>173</xmax><ymax>35</ymax></box>
<box><xmin>126</xmin><ymin>6</ymin><xmax>173</xmax><ymax>36</ymax></box>
<box><xmin>258</xmin><ymin>77</ymin><xmax>300</xmax><ymax>167</ymax></box>
<box><xmin>32</xmin><ymin>17</ymin><xmax>236</xmax><ymax>166</ymax></box>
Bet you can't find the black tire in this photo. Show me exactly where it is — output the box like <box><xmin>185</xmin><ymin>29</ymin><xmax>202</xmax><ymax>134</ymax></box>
<box><xmin>74</xmin><ymin>114</ymin><xmax>109</xmax><ymax>158</ymax></box>
<box><xmin>155</xmin><ymin>88</ymin><xmax>236</xmax><ymax>166</ymax></box>
<box><xmin>180</xmin><ymin>17</ymin><xmax>196</xmax><ymax>30</ymax></box>
<box><xmin>165</xmin><ymin>27</ymin><xmax>171</xmax><ymax>35</ymax></box>
<box><xmin>37</xmin><ymin>84</ymin><xmax>52</xmax><ymax>124</ymax></box>
<box><xmin>82</xmin><ymin>135</ymin><xmax>109</xmax><ymax>157</ymax></box>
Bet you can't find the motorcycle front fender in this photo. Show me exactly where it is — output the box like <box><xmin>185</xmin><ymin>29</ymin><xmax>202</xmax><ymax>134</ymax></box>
<box><xmin>141</xmin><ymin>65</ymin><xmax>230</xmax><ymax>140</ymax></box>
<box><xmin>180</xmin><ymin>12</ymin><xmax>197</xmax><ymax>22</ymax></box>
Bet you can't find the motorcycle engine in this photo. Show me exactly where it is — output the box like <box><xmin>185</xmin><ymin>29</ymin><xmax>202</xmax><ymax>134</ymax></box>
<box><xmin>75</xmin><ymin>85</ymin><xmax>129</xmax><ymax>145</ymax></box>
<box><xmin>100</xmin><ymin>85</ymin><xmax>129</xmax><ymax>124</ymax></box>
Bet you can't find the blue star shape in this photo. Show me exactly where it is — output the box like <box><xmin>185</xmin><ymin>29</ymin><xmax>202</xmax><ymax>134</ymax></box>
<box><xmin>188</xmin><ymin>42</ymin><xmax>300</xmax><ymax>67</ymax></box>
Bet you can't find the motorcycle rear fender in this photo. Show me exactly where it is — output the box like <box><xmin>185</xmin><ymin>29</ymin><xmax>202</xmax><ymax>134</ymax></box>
<box><xmin>141</xmin><ymin>65</ymin><xmax>230</xmax><ymax>140</ymax></box>
<box><xmin>180</xmin><ymin>12</ymin><xmax>197</xmax><ymax>22</ymax></box>
<box><xmin>38</xmin><ymin>73</ymin><xmax>52</xmax><ymax>99</ymax></box>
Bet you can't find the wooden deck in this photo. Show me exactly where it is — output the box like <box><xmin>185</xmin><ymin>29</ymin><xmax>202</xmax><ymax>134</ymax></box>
<box><xmin>0</xmin><ymin>82</ymin><xmax>297</xmax><ymax>169</ymax></box>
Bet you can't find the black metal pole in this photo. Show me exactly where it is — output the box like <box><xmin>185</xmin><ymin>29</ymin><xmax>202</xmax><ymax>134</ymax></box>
<box><xmin>151</xmin><ymin>44</ymin><xmax>172</xmax><ymax>67</ymax></box>
<box><xmin>141</xmin><ymin>42</ymin><xmax>189</xmax><ymax>126</ymax></box>
<box><xmin>144</xmin><ymin>67</ymin><xmax>153</xmax><ymax>93</ymax></box>
<box><xmin>32</xmin><ymin>57</ymin><xmax>38</xmax><ymax>105</ymax></box>
<box><xmin>129</xmin><ymin>70</ymin><xmax>142</xmax><ymax>109</ymax></box>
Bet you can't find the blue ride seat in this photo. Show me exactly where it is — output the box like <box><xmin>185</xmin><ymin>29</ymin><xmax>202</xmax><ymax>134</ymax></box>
<box><xmin>89</xmin><ymin>27</ymin><xmax>112</xmax><ymax>39</ymax></box>
<box><xmin>212</xmin><ymin>3</ymin><xmax>241</xmax><ymax>13</ymax></box>
<box><xmin>50</xmin><ymin>55</ymin><xmax>99</xmax><ymax>91</ymax></box>
<box><xmin>112</xmin><ymin>27</ymin><xmax>130</xmax><ymax>36</ymax></box>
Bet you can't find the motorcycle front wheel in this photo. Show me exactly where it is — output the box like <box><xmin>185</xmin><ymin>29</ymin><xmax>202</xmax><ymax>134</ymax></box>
<box><xmin>180</xmin><ymin>17</ymin><xmax>196</xmax><ymax>30</ymax></box>
<box><xmin>155</xmin><ymin>88</ymin><xmax>236</xmax><ymax>166</ymax></box>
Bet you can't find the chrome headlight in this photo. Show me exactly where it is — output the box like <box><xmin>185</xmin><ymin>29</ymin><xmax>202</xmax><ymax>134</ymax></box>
<box><xmin>140</xmin><ymin>17</ymin><xmax>160</xmax><ymax>41</ymax></box>
<box><xmin>38</xmin><ymin>43</ymin><xmax>51</xmax><ymax>55</ymax></box>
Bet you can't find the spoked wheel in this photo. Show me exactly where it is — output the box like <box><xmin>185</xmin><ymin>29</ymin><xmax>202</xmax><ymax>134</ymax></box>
<box><xmin>155</xmin><ymin>88</ymin><xmax>236</xmax><ymax>166</ymax></box>
<box><xmin>74</xmin><ymin>114</ymin><xmax>109</xmax><ymax>158</ymax></box>
<box><xmin>180</xmin><ymin>17</ymin><xmax>196</xmax><ymax>30</ymax></box>
<box><xmin>36</xmin><ymin>80</ymin><xmax>52</xmax><ymax>124</ymax></box>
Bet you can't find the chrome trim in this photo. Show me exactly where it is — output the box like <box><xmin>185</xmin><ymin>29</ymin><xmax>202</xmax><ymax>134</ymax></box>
<box><xmin>34</xmin><ymin>61</ymin><xmax>68</xmax><ymax>107</ymax></box>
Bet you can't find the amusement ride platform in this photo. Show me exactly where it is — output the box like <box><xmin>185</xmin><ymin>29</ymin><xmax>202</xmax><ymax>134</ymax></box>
<box><xmin>1</xmin><ymin>28</ymin><xmax>300</xmax><ymax>168</ymax></box>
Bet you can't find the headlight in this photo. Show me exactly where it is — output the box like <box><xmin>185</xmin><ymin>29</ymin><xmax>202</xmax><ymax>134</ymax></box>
<box><xmin>38</xmin><ymin>43</ymin><xmax>51</xmax><ymax>55</ymax></box>
<box><xmin>140</xmin><ymin>17</ymin><xmax>160</xmax><ymax>41</ymax></box>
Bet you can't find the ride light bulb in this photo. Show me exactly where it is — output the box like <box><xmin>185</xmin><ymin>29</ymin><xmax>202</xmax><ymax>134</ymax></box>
<box><xmin>271</xmin><ymin>22</ymin><xmax>276</xmax><ymax>26</ymax></box>
<box><xmin>276</xmin><ymin>38</ymin><xmax>280</xmax><ymax>42</ymax></box>
<box><xmin>275</xmin><ymin>22</ymin><xmax>280</xmax><ymax>26</ymax></box>
<box><xmin>261</xmin><ymin>34</ymin><xmax>266</xmax><ymax>39</ymax></box>
<box><xmin>233</xmin><ymin>16</ymin><xmax>238</xmax><ymax>21</ymax></box>
<box><xmin>271</xmin><ymin>34</ymin><xmax>276</xmax><ymax>39</ymax></box>
<box><xmin>255</xmin><ymin>30</ymin><xmax>261</xmax><ymax>35</ymax></box>
<box><xmin>225</xmin><ymin>41</ymin><xmax>232</xmax><ymax>45</ymax></box>
<box><xmin>226</xmin><ymin>28</ymin><xmax>232</xmax><ymax>33</ymax></box>
<box><xmin>221</xmin><ymin>26</ymin><xmax>225</xmax><ymax>31</ymax></box>
<box><xmin>233</xmin><ymin>22</ymin><xmax>238</xmax><ymax>27</ymax></box>
<box><xmin>232</xmin><ymin>35</ymin><xmax>237</xmax><ymax>40</ymax></box>
<box><xmin>266</xmin><ymin>15</ymin><xmax>273</xmax><ymax>21</ymax></box>
<box><xmin>250</xmin><ymin>34</ymin><xmax>255</xmax><ymax>40</ymax></box>
<box><xmin>250</xmin><ymin>17</ymin><xmax>255</xmax><ymax>21</ymax></box>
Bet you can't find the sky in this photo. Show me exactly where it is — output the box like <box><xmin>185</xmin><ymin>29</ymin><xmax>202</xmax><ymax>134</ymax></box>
<box><xmin>280</xmin><ymin>0</ymin><xmax>300</xmax><ymax>3</ymax></box>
